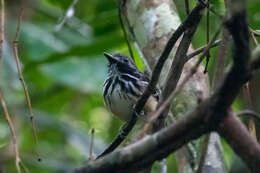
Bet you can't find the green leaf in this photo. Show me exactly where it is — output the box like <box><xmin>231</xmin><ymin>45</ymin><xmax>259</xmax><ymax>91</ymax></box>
<box><xmin>21</xmin><ymin>22</ymin><xmax>68</xmax><ymax>61</ymax></box>
<box><xmin>21</xmin><ymin>22</ymin><xmax>92</xmax><ymax>62</ymax></box>
<box><xmin>25</xmin><ymin>30</ymin><xmax>123</xmax><ymax>67</ymax></box>
<box><xmin>39</xmin><ymin>56</ymin><xmax>107</xmax><ymax>93</ymax></box>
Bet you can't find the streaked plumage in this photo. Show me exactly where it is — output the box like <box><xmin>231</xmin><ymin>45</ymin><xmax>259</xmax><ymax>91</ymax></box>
<box><xmin>103</xmin><ymin>53</ymin><xmax>159</xmax><ymax>121</ymax></box>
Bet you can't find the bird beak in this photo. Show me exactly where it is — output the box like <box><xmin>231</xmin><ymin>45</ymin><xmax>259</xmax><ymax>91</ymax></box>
<box><xmin>104</xmin><ymin>52</ymin><xmax>119</xmax><ymax>64</ymax></box>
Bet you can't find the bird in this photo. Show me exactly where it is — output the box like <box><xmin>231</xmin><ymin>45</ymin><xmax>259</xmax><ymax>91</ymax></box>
<box><xmin>103</xmin><ymin>53</ymin><xmax>159</xmax><ymax>122</ymax></box>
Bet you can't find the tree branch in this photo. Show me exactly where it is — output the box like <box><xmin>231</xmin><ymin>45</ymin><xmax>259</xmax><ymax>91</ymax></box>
<box><xmin>186</xmin><ymin>39</ymin><xmax>221</xmax><ymax>60</ymax></box>
<box><xmin>74</xmin><ymin>102</ymin><xmax>260</xmax><ymax>173</ymax></box>
<box><xmin>219</xmin><ymin>112</ymin><xmax>260</xmax><ymax>173</ymax></box>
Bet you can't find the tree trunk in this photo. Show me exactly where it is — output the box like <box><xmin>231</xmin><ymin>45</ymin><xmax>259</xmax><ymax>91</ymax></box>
<box><xmin>121</xmin><ymin>0</ymin><xmax>227</xmax><ymax>172</ymax></box>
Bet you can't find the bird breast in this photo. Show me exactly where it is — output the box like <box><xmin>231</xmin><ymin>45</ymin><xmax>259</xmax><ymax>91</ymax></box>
<box><xmin>105</xmin><ymin>83</ymin><xmax>136</xmax><ymax>121</ymax></box>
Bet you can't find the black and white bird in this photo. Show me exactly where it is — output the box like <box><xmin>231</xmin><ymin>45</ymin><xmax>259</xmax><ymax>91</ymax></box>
<box><xmin>103</xmin><ymin>53</ymin><xmax>159</xmax><ymax>121</ymax></box>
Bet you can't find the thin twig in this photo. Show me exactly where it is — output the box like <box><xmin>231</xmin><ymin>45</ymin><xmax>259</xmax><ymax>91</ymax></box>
<box><xmin>250</xmin><ymin>28</ymin><xmax>259</xmax><ymax>46</ymax></box>
<box><xmin>20</xmin><ymin>161</ymin><xmax>30</xmax><ymax>173</ymax></box>
<box><xmin>0</xmin><ymin>91</ymin><xmax>21</xmax><ymax>173</ymax></box>
<box><xmin>204</xmin><ymin>1</ymin><xmax>210</xmax><ymax>73</ymax></box>
<box><xmin>185</xmin><ymin>0</ymin><xmax>190</xmax><ymax>15</ymax></box>
<box><xmin>0</xmin><ymin>1</ymin><xmax>22</xmax><ymax>172</ymax></box>
<box><xmin>12</xmin><ymin>6</ymin><xmax>40</xmax><ymax>160</ymax></box>
<box><xmin>0</xmin><ymin>0</ymin><xmax>4</xmax><ymax>69</ymax></box>
<box><xmin>96</xmin><ymin>2</ymin><xmax>207</xmax><ymax>159</ymax></box>
<box><xmin>242</xmin><ymin>83</ymin><xmax>257</xmax><ymax>140</ymax></box>
<box><xmin>186</xmin><ymin>39</ymin><xmax>221</xmax><ymax>60</ymax></box>
<box><xmin>89</xmin><ymin>128</ymin><xmax>95</xmax><ymax>160</ymax></box>
<box><xmin>118</xmin><ymin>2</ymin><xmax>134</xmax><ymax>60</ymax></box>
<box><xmin>55</xmin><ymin>0</ymin><xmax>79</xmax><ymax>31</ymax></box>
<box><xmin>0</xmin><ymin>1</ymin><xmax>23</xmax><ymax>172</ymax></box>
<box><xmin>237</xmin><ymin>109</ymin><xmax>260</xmax><ymax>122</ymax></box>
<box><xmin>198</xmin><ymin>0</ymin><xmax>223</xmax><ymax>19</ymax></box>
<box><xmin>251</xmin><ymin>29</ymin><xmax>260</xmax><ymax>37</ymax></box>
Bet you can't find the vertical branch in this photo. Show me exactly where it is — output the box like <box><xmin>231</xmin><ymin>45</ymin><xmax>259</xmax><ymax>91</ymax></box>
<box><xmin>250</xmin><ymin>28</ymin><xmax>259</xmax><ymax>46</ymax></box>
<box><xmin>89</xmin><ymin>128</ymin><xmax>95</xmax><ymax>160</ymax></box>
<box><xmin>204</xmin><ymin>1</ymin><xmax>210</xmax><ymax>73</ymax></box>
<box><xmin>185</xmin><ymin>0</ymin><xmax>190</xmax><ymax>15</ymax></box>
<box><xmin>0</xmin><ymin>2</ymin><xmax>22</xmax><ymax>172</ymax></box>
<box><xmin>0</xmin><ymin>0</ymin><xmax>4</xmax><ymax>68</ymax></box>
<box><xmin>12</xmin><ymin>5</ymin><xmax>40</xmax><ymax>159</ymax></box>
<box><xmin>118</xmin><ymin>2</ymin><xmax>134</xmax><ymax>60</ymax></box>
<box><xmin>0</xmin><ymin>91</ymin><xmax>21</xmax><ymax>173</ymax></box>
<box><xmin>242</xmin><ymin>83</ymin><xmax>257</xmax><ymax>140</ymax></box>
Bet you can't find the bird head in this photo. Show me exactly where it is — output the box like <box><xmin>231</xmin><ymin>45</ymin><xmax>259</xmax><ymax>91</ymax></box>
<box><xmin>104</xmin><ymin>53</ymin><xmax>137</xmax><ymax>74</ymax></box>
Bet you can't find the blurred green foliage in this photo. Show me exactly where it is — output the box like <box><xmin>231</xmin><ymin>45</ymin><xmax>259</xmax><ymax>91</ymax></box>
<box><xmin>0</xmin><ymin>0</ymin><xmax>259</xmax><ymax>172</ymax></box>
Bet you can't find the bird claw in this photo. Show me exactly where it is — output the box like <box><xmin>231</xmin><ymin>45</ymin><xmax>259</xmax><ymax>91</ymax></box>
<box><xmin>139</xmin><ymin>110</ymin><xmax>144</xmax><ymax>116</ymax></box>
<box><xmin>132</xmin><ymin>104</ymin><xmax>144</xmax><ymax>117</ymax></box>
<box><xmin>119</xmin><ymin>125</ymin><xmax>127</xmax><ymax>138</ymax></box>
